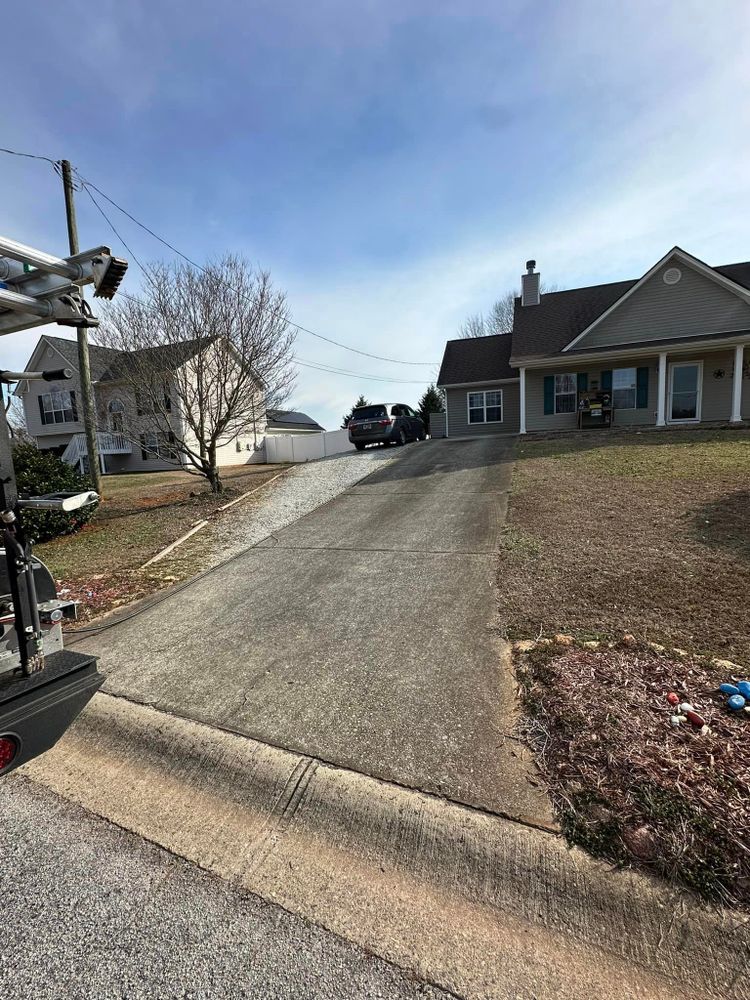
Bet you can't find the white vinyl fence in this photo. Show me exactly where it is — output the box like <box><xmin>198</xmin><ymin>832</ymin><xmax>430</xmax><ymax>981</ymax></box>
<box><xmin>265</xmin><ymin>428</ymin><xmax>355</xmax><ymax>464</ymax></box>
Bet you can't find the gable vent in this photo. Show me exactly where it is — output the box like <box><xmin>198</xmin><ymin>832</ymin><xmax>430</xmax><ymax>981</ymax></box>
<box><xmin>663</xmin><ymin>267</ymin><xmax>682</xmax><ymax>285</ymax></box>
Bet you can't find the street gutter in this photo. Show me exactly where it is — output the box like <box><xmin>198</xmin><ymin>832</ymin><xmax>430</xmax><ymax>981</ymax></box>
<box><xmin>21</xmin><ymin>693</ymin><xmax>749</xmax><ymax>1000</ymax></box>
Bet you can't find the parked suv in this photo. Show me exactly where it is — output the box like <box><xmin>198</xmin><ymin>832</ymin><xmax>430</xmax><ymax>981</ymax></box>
<box><xmin>348</xmin><ymin>403</ymin><xmax>426</xmax><ymax>450</ymax></box>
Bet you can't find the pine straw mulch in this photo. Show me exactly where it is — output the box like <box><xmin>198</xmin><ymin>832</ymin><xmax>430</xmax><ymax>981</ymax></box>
<box><xmin>516</xmin><ymin>636</ymin><xmax>750</xmax><ymax>909</ymax></box>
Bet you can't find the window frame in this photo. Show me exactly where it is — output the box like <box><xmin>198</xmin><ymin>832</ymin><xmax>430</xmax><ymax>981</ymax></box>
<box><xmin>611</xmin><ymin>367</ymin><xmax>637</xmax><ymax>410</ymax></box>
<box><xmin>140</xmin><ymin>430</ymin><xmax>178</xmax><ymax>461</ymax></box>
<box><xmin>553</xmin><ymin>374</ymin><xmax>577</xmax><ymax>414</ymax></box>
<box><xmin>40</xmin><ymin>389</ymin><xmax>77</xmax><ymax>425</ymax></box>
<box><xmin>466</xmin><ymin>389</ymin><xmax>504</xmax><ymax>425</ymax></box>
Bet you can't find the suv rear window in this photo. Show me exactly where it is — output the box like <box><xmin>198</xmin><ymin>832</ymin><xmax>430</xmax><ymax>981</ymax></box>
<box><xmin>351</xmin><ymin>405</ymin><xmax>387</xmax><ymax>420</ymax></box>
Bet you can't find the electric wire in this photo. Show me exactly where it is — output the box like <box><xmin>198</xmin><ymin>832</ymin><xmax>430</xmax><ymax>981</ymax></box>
<box><xmin>73</xmin><ymin>170</ymin><xmax>436</xmax><ymax>366</ymax></box>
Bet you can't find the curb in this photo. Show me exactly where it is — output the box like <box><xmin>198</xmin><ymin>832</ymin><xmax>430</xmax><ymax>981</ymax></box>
<box><xmin>22</xmin><ymin>693</ymin><xmax>749</xmax><ymax>1000</ymax></box>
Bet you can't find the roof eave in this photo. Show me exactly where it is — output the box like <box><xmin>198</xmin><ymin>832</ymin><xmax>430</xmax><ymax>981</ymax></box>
<box><xmin>561</xmin><ymin>247</ymin><xmax>750</xmax><ymax>353</ymax></box>
<box><xmin>512</xmin><ymin>330</ymin><xmax>750</xmax><ymax>368</ymax></box>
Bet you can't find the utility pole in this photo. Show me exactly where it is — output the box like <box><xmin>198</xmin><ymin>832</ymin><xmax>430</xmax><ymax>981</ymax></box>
<box><xmin>60</xmin><ymin>160</ymin><xmax>101</xmax><ymax>493</ymax></box>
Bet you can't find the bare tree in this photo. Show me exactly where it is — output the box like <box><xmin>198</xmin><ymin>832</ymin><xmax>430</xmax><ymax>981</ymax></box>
<box><xmin>459</xmin><ymin>313</ymin><xmax>487</xmax><ymax>339</ymax></box>
<box><xmin>98</xmin><ymin>256</ymin><xmax>296</xmax><ymax>493</ymax></box>
<box><xmin>459</xmin><ymin>284</ymin><xmax>559</xmax><ymax>338</ymax></box>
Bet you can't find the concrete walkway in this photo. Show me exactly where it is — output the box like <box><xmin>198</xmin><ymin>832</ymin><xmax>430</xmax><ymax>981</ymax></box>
<box><xmin>75</xmin><ymin>437</ymin><xmax>551</xmax><ymax>825</ymax></box>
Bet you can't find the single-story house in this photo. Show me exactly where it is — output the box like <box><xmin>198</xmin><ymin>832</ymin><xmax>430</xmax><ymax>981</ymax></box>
<box><xmin>435</xmin><ymin>247</ymin><xmax>750</xmax><ymax>436</ymax></box>
<box><xmin>265</xmin><ymin>410</ymin><xmax>325</xmax><ymax>434</ymax></box>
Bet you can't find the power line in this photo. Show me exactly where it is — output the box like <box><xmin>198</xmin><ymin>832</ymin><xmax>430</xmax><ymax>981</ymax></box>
<box><xmin>73</xmin><ymin>169</ymin><xmax>437</xmax><ymax>366</ymax></box>
<box><xmin>0</xmin><ymin>146</ymin><xmax>58</xmax><ymax>165</ymax></box>
<box><xmin>295</xmin><ymin>358</ymin><xmax>430</xmax><ymax>384</ymax></box>
<box><xmin>81</xmin><ymin>183</ymin><xmax>151</xmax><ymax>277</ymax></box>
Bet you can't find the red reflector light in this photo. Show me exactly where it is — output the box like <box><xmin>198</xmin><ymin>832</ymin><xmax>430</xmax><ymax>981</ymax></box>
<box><xmin>0</xmin><ymin>735</ymin><xmax>18</xmax><ymax>771</ymax></box>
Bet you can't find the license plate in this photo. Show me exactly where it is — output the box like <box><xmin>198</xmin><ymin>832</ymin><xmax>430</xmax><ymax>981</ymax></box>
<box><xmin>362</xmin><ymin>423</ymin><xmax>372</xmax><ymax>430</ymax></box>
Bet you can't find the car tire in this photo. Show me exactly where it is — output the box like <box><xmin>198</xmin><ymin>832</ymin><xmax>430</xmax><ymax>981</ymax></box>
<box><xmin>354</xmin><ymin>443</ymin><xmax>366</xmax><ymax>451</ymax></box>
<box><xmin>397</xmin><ymin>428</ymin><xmax>407</xmax><ymax>446</ymax></box>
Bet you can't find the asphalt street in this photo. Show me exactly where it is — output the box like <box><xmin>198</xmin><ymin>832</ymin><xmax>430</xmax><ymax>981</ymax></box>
<box><xmin>76</xmin><ymin>437</ymin><xmax>550</xmax><ymax>824</ymax></box>
<box><xmin>0</xmin><ymin>775</ymin><xmax>450</xmax><ymax>1000</ymax></box>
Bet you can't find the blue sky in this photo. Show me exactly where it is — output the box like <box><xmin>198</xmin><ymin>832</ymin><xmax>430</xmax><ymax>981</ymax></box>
<box><xmin>3</xmin><ymin>1</ymin><xmax>750</xmax><ymax>429</ymax></box>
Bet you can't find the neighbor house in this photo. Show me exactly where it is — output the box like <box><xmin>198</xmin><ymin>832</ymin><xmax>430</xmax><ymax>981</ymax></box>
<box><xmin>435</xmin><ymin>247</ymin><xmax>750</xmax><ymax>436</ymax></box>
<box><xmin>16</xmin><ymin>334</ymin><xmax>323</xmax><ymax>473</ymax></box>
<box><xmin>265</xmin><ymin>410</ymin><xmax>325</xmax><ymax>435</ymax></box>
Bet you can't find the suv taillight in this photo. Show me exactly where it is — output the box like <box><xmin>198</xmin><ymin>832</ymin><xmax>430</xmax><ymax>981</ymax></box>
<box><xmin>0</xmin><ymin>735</ymin><xmax>18</xmax><ymax>772</ymax></box>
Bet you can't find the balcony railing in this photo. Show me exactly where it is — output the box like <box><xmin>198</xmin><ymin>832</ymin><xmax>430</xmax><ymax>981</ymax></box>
<box><xmin>61</xmin><ymin>431</ymin><xmax>132</xmax><ymax>469</ymax></box>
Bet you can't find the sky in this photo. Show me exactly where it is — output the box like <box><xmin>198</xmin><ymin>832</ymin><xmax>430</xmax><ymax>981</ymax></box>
<box><xmin>2</xmin><ymin>0</ymin><xmax>750</xmax><ymax>430</ymax></box>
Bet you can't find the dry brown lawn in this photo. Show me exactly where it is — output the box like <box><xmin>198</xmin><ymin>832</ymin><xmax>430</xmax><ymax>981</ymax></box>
<box><xmin>35</xmin><ymin>463</ymin><xmax>286</xmax><ymax>622</ymax></box>
<box><xmin>497</xmin><ymin>428</ymin><xmax>750</xmax><ymax>663</ymax></box>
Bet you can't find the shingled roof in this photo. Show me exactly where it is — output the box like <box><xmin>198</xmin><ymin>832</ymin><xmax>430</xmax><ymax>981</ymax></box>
<box><xmin>266</xmin><ymin>409</ymin><xmax>325</xmax><ymax>431</ymax></box>
<box><xmin>437</xmin><ymin>333</ymin><xmax>517</xmax><ymax>386</ymax></box>
<box><xmin>41</xmin><ymin>335</ymin><xmax>121</xmax><ymax>380</ymax></box>
<box><xmin>97</xmin><ymin>338</ymin><xmax>210</xmax><ymax>381</ymax></box>
<box><xmin>510</xmin><ymin>261</ymin><xmax>750</xmax><ymax>360</ymax></box>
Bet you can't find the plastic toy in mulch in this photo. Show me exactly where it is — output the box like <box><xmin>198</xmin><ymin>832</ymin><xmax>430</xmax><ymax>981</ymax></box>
<box><xmin>665</xmin><ymin>694</ymin><xmax>708</xmax><ymax>733</ymax></box>
<box><xmin>718</xmin><ymin>679</ymin><xmax>750</xmax><ymax>715</ymax></box>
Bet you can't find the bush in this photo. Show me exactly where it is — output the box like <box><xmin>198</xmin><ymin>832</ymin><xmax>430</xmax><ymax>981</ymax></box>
<box><xmin>11</xmin><ymin>443</ymin><xmax>98</xmax><ymax>543</ymax></box>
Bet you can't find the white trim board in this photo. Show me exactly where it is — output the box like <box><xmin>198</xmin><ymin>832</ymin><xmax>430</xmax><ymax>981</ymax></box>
<box><xmin>561</xmin><ymin>247</ymin><xmax>750</xmax><ymax>353</ymax></box>
<box><xmin>511</xmin><ymin>332</ymin><xmax>750</xmax><ymax>369</ymax></box>
<box><xmin>439</xmin><ymin>377</ymin><xmax>519</xmax><ymax>388</ymax></box>
<box><xmin>667</xmin><ymin>360</ymin><xmax>703</xmax><ymax>424</ymax></box>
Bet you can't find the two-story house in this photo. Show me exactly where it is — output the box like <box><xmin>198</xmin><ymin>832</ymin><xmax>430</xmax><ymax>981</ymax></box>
<box><xmin>16</xmin><ymin>334</ymin><xmax>320</xmax><ymax>474</ymax></box>
<box><xmin>435</xmin><ymin>247</ymin><xmax>750</xmax><ymax>437</ymax></box>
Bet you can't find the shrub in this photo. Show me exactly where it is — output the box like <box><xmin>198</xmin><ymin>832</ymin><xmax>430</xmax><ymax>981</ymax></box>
<box><xmin>11</xmin><ymin>443</ymin><xmax>98</xmax><ymax>543</ymax></box>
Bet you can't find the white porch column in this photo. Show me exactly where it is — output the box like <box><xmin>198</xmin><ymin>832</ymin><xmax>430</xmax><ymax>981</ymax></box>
<box><xmin>519</xmin><ymin>367</ymin><xmax>527</xmax><ymax>434</ymax></box>
<box><xmin>656</xmin><ymin>352</ymin><xmax>667</xmax><ymax>427</ymax></box>
<box><xmin>730</xmin><ymin>344</ymin><xmax>745</xmax><ymax>424</ymax></box>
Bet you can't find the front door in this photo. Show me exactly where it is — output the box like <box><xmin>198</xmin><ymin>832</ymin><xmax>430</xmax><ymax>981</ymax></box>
<box><xmin>668</xmin><ymin>362</ymin><xmax>702</xmax><ymax>423</ymax></box>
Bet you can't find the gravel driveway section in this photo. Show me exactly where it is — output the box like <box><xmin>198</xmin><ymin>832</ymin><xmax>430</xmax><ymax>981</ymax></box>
<box><xmin>209</xmin><ymin>446</ymin><xmax>400</xmax><ymax>562</ymax></box>
<box><xmin>0</xmin><ymin>776</ymin><xmax>449</xmax><ymax>1000</ymax></box>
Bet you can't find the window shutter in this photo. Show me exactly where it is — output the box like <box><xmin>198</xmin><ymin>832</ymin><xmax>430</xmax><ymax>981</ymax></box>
<box><xmin>543</xmin><ymin>375</ymin><xmax>554</xmax><ymax>415</ymax></box>
<box><xmin>38</xmin><ymin>395</ymin><xmax>47</xmax><ymax>425</ymax></box>
<box><xmin>577</xmin><ymin>373</ymin><xmax>588</xmax><ymax>392</ymax></box>
<box><xmin>601</xmin><ymin>370</ymin><xmax>612</xmax><ymax>392</ymax></box>
<box><xmin>140</xmin><ymin>434</ymin><xmax>148</xmax><ymax>461</ymax></box>
<box><xmin>636</xmin><ymin>367</ymin><xmax>649</xmax><ymax>408</ymax></box>
<box><xmin>69</xmin><ymin>390</ymin><xmax>78</xmax><ymax>421</ymax></box>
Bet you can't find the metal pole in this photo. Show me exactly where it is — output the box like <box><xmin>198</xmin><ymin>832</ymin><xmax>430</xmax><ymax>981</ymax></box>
<box><xmin>61</xmin><ymin>160</ymin><xmax>101</xmax><ymax>492</ymax></box>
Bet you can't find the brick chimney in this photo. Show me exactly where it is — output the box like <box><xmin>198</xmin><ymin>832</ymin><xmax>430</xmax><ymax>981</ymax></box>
<box><xmin>521</xmin><ymin>259</ymin><xmax>540</xmax><ymax>307</ymax></box>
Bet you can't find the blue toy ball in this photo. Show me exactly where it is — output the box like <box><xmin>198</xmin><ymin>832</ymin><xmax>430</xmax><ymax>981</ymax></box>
<box><xmin>720</xmin><ymin>683</ymin><xmax>740</xmax><ymax>695</ymax></box>
<box><xmin>737</xmin><ymin>680</ymin><xmax>750</xmax><ymax>699</ymax></box>
<box><xmin>727</xmin><ymin>694</ymin><xmax>746</xmax><ymax>712</ymax></box>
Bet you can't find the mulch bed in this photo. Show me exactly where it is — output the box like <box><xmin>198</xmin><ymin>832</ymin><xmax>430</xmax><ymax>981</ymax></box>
<box><xmin>517</xmin><ymin>637</ymin><xmax>750</xmax><ymax>908</ymax></box>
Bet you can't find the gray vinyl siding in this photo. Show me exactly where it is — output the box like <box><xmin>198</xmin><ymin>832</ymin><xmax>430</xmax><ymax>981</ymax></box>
<box><xmin>697</xmin><ymin>349</ymin><xmax>749</xmax><ymax>422</ymax></box>
<box><xmin>445</xmin><ymin>383</ymin><xmax>520</xmax><ymax>436</ymax></box>
<box><xmin>578</xmin><ymin>264</ymin><xmax>750</xmax><ymax>350</ymax></box>
<box><xmin>525</xmin><ymin>347</ymin><xmax>747</xmax><ymax>431</ymax></box>
<box><xmin>429</xmin><ymin>412</ymin><xmax>446</xmax><ymax>438</ymax></box>
<box><xmin>23</xmin><ymin>372</ymin><xmax>85</xmax><ymax>441</ymax></box>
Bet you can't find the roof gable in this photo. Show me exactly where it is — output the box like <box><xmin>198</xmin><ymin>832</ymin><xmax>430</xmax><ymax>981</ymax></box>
<box><xmin>563</xmin><ymin>248</ymin><xmax>750</xmax><ymax>352</ymax></box>
<box><xmin>510</xmin><ymin>251</ymin><xmax>750</xmax><ymax>361</ymax></box>
<box><xmin>437</xmin><ymin>333</ymin><xmax>517</xmax><ymax>386</ymax></box>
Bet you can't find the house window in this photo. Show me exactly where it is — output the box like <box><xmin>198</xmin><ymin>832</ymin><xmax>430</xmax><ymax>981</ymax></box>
<box><xmin>140</xmin><ymin>431</ymin><xmax>178</xmax><ymax>461</ymax></box>
<box><xmin>612</xmin><ymin>368</ymin><xmax>637</xmax><ymax>409</ymax></box>
<box><xmin>467</xmin><ymin>390</ymin><xmax>503</xmax><ymax>424</ymax></box>
<box><xmin>107</xmin><ymin>398</ymin><xmax>126</xmax><ymax>432</ymax></box>
<box><xmin>554</xmin><ymin>374</ymin><xmax>577</xmax><ymax>413</ymax></box>
<box><xmin>135</xmin><ymin>386</ymin><xmax>172</xmax><ymax>415</ymax></box>
<box><xmin>39</xmin><ymin>389</ymin><xmax>77</xmax><ymax>425</ymax></box>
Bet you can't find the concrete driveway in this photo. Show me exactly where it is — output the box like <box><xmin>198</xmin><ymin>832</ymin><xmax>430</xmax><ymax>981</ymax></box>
<box><xmin>77</xmin><ymin>437</ymin><xmax>551</xmax><ymax>825</ymax></box>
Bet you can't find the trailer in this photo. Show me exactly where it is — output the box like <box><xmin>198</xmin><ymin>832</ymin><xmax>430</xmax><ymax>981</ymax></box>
<box><xmin>0</xmin><ymin>234</ymin><xmax>127</xmax><ymax>777</ymax></box>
